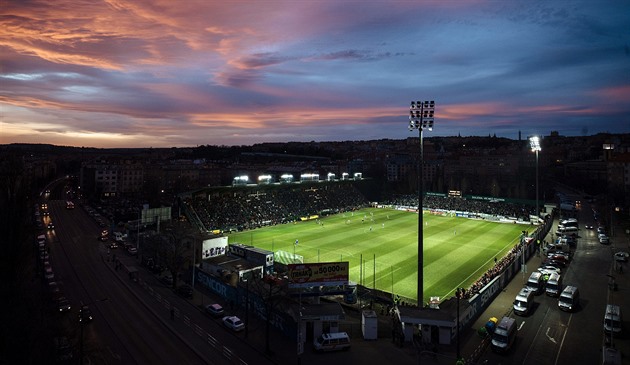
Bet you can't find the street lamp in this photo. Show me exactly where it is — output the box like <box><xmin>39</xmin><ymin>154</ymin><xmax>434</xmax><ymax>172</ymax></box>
<box><xmin>529</xmin><ymin>136</ymin><xmax>541</xmax><ymax>221</ymax></box>
<box><xmin>456</xmin><ymin>288</ymin><xmax>462</xmax><ymax>361</ymax></box>
<box><xmin>409</xmin><ymin>100</ymin><xmax>435</xmax><ymax>306</ymax></box>
<box><xmin>243</xmin><ymin>278</ymin><xmax>249</xmax><ymax>338</ymax></box>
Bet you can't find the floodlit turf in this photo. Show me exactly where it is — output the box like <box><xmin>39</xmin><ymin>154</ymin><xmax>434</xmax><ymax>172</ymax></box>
<box><xmin>227</xmin><ymin>207</ymin><xmax>525</xmax><ymax>303</ymax></box>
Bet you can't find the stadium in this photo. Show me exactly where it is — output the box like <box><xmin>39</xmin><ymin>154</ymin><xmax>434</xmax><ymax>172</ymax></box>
<box><xmin>183</xmin><ymin>178</ymin><xmax>546</xmax><ymax>305</ymax></box>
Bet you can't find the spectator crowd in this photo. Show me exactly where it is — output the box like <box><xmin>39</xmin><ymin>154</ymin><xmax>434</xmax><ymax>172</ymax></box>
<box><xmin>185</xmin><ymin>182</ymin><xmax>368</xmax><ymax>232</ymax></box>
<box><xmin>386</xmin><ymin>194</ymin><xmax>536</xmax><ymax>222</ymax></box>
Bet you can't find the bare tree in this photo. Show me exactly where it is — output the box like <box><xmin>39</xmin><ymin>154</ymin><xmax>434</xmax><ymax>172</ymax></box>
<box><xmin>159</xmin><ymin>222</ymin><xmax>193</xmax><ymax>288</ymax></box>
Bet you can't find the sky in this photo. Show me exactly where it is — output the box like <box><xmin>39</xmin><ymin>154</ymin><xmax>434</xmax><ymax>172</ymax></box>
<box><xmin>1</xmin><ymin>1</ymin><xmax>629</xmax><ymax>148</ymax></box>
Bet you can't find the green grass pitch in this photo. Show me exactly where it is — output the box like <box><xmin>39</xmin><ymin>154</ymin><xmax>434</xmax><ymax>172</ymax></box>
<box><xmin>227</xmin><ymin>207</ymin><xmax>524</xmax><ymax>303</ymax></box>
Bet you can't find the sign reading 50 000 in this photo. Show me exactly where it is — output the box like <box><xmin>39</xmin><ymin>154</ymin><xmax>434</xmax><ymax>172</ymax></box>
<box><xmin>288</xmin><ymin>262</ymin><xmax>349</xmax><ymax>288</ymax></box>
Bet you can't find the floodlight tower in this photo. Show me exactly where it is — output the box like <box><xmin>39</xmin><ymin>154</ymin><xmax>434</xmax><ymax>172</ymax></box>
<box><xmin>529</xmin><ymin>136</ymin><xmax>541</xmax><ymax>220</ymax></box>
<box><xmin>409</xmin><ymin>100</ymin><xmax>435</xmax><ymax>306</ymax></box>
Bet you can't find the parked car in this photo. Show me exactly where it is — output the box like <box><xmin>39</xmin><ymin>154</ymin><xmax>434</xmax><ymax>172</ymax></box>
<box><xmin>543</xmin><ymin>258</ymin><xmax>566</xmax><ymax>268</ymax></box>
<box><xmin>546</xmin><ymin>255</ymin><xmax>569</xmax><ymax>266</ymax></box>
<box><xmin>549</xmin><ymin>252</ymin><xmax>570</xmax><ymax>261</ymax></box>
<box><xmin>222</xmin><ymin>316</ymin><xmax>245</xmax><ymax>332</ymax></box>
<box><xmin>538</xmin><ymin>265</ymin><xmax>561</xmax><ymax>276</ymax></box>
<box><xmin>161</xmin><ymin>274</ymin><xmax>173</xmax><ymax>285</ymax></box>
<box><xmin>599</xmin><ymin>236</ymin><xmax>610</xmax><ymax>245</ymax></box>
<box><xmin>614</xmin><ymin>251</ymin><xmax>629</xmax><ymax>262</ymax></box>
<box><xmin>205</xmin><ymin>304</ymin><xmax>225</xmax><ymax>317</ymax></box>
<box><xmin>127</xmin><ymin>247</ymin><xmax>138</xmax><ymax>256</ymax></box>
<box><xmin>177</xmin><ymin>284</ymin><xmax>193</xmax><ymax>298</ymax></box>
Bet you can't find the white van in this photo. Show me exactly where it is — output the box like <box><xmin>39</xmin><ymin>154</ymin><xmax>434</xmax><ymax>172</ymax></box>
<box><xmin>491</xmin><ymin>317</ymin><xmax>517</xmax><ymax>353</ymax></box>
<box><xmin>559</xmin><ymin>218</ymin><xmax>578</xmax><ymax>229</ymax></box>
<box><xmin>545</xmin><ymin>273</ymin><xmax>562</xmax><ymax>297</ymax></box>
<box><xmin>513</xmin><ymin>288</ymin><xmax>535</xmax><ymax>316</ymax></box>
<box><xmin>602</xmin><ymin>346</ymin><xmax>622</xmax><ymax>365</ymax></box>
<box><xmin>558</xmin><ymin>286</ymin><xmax>579</xmax><ymax>311</ymax></box>
<box><xmin>556</xmin><ymin>226</ymin><xmax>578</xmax><ymax>236</ymax></box>
<box><xmin>526</xmin><ymin>272</ymin><xmax>545</xmax><ymax>295</ymax></box>
<box><xmin>604</xmin><ymin>304</ymin><xmax>622</xmax><ymax>336</ymax></box>
<box><xmin>313</xmin><ymin>332</ymin><xmax>351</xmax><ymax>352</ymax></box>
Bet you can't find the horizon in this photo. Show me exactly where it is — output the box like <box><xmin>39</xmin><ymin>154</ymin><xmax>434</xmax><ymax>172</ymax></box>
<box><xmin>2</xmin><ymin>1</ymin><xmax>629</xmax><ymax>148</ymax></box>
<box><xmin>5</xmin><ymin>130</ymin><xmax>628</xmax><ymax>151</ymax></box>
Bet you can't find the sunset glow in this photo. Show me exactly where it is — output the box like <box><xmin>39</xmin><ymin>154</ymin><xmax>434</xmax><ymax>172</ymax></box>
<box><xmin>1</xmin><ymin>0</ymin><xmax>629</xmax><ymax>147</ymax></box>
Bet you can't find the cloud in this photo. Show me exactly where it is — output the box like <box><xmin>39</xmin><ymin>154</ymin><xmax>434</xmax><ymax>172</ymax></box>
<box><xmin>1</xmin><ymin>0</ymin><xmax>629</xmax><ymax>148</ymax></box>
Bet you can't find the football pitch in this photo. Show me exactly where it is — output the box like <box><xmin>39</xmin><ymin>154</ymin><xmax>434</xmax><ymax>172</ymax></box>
<box><xmin>227</xmin><ymin>207</ymin><xmax>525</xmax><ymax>303</ymax></box>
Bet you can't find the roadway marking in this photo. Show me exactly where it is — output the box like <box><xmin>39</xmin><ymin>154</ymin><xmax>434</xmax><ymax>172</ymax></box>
<box><xmin>554</xmin><ymin>314</ymin><xmax>572</xmax><ymax>365</ymax></box>
<box><xmin>545</xmin><ymin>327</ymin><xmax>557</xmax><ymax>344</ymax></box>
<box><xmin>523</xmin><ymin>307</ymin><xmax>550</xmax><ymax>363</ymax></box>
<box><xmin>107</xmin><ymin>346</ymin><xmax>121</xmax><ymax>360</ymax></box>
<box><xmin>518</xmin><ymin>321</ymin><xmax>526</xmax><ymax>331</ymax></box>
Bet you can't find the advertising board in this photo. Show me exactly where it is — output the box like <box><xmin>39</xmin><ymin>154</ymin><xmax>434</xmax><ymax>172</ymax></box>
<box><xmin>288</xmin><ymin>262</ymin><xmax>349</xmax><ymax>288</ymax></box>
<box><xmin>202</xmin><ymin>236</ymin><xmax>228</xmax><ymax>259</ymax></box>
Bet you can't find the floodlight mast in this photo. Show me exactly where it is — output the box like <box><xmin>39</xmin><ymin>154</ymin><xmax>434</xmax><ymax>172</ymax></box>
<box><xmin>529</xmin><ymin>136</ymin><xmax>541</xmax><ymax>220</ymax></box>
<box><xmin>409</xmin><ymin>100</ymin><xmax>435</xmax><ymax>306</ymax></box>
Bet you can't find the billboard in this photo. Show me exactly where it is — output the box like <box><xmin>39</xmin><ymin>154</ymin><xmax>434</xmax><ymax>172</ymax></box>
<box><xmin>202</xmin><ymin>236</ymin><xmax>228</xmax><ymax>259</ymax></box>
<box><xmin>288</xmin><ymin>262</ymin><xmax>349</xmax><ymax>288</ymax></box>
<box><xmin>140</xmin><ymin>206</ymin><xmax>171</xmax><ymax>225</ymax></box>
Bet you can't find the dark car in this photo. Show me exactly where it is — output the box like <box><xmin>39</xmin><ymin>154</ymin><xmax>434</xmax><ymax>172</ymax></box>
<box><xmin>177</xmin><ymin>285</ymin><xmax>193</xmax><ymax>298</ymax></box>
<box><xmin>543</xmin><ymin>259</ymin><xmax>566</xmax><ymax>268</ymax></box>
<box><xmin>548</xmin><ymin>253</ymin><xmax>569</xmax><ymax>262</ymax></box>
<box><xmin>161</xmin><ymin>274</ymin><xmax>173</xmax><ymax>286</ymax></box>
<box><xmin>54</xmin><ymin>336</ymin><xmax>73</xmax><ymax>362</ymax></box>
<box><xmin>79</xmin><ymin>305</ymin><xmax>93</xmax><ymax>323</ymax></box>
<box><xmin>205</xmin><ymin>303</ymin><xmax>225</xmax><ymax>317</ymax></box>
<box><xmin>57</xmin><ymin>297</ymin><xmax>71</xmax><ymax>312</ymax></box>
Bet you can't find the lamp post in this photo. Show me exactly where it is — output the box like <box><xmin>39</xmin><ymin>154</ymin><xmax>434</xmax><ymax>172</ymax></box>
<box><xmin>297</xmin><ymin>290</ymin><xmax>303</xmax><ymax>365</ymax></box>
<box><xmin>456</xmin><ymin>288</ymin><xmax>461</xmax><ymax>361</ymax></box>
<box><xmin>409</xmin><ymin>100</ymin><xmax>435</xmax><ymax>306</ymax></box>
<box><xmin>136</xmin><ymin>210</ymin><xmax>141</xmax><ymax>250</ymax></box>
<box><xmin>244</xmin><ymin>278</ymin><xmax>249</xmax><ymax>338</ymax></box>
<box><xmin>265</xmin><ymin>280</ymin><xmax>273</xmax><ymax>355</ymax></box>
<box><xmin>529</xmin><ymin>136</ymin><xmax>541</xmax><ymax>220</ymax></box>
